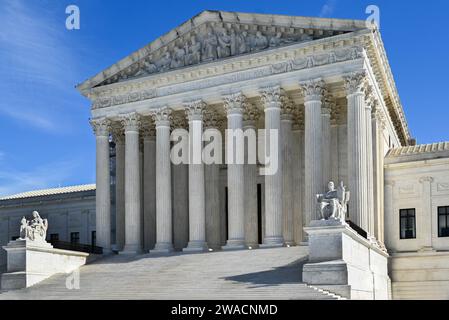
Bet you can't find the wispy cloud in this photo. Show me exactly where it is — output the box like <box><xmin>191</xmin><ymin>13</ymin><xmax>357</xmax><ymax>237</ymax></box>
<box><xmin>0</xmin><ymin>158</ymin><xmax>83</xmax><ymax>197</ymax></box>
<box><xmin>319</xmin><ymin>0</ymin><xmax>337</xmax><ymax>18</ymax></box>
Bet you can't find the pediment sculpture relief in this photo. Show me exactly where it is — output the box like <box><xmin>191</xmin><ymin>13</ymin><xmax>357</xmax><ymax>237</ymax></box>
<box><xmin>102</xmin><ymin>24</ymin><xmax>317</xmax><ymax>85</ymax></box>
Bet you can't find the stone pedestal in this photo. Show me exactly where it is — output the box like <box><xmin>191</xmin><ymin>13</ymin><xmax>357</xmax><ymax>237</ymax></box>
<box><xmin>302</xmin><ymin>219</ymin><xmax>390</xmax><ymax>300</ymax></box>
<box><xmin>1</xmin><ymin>239</ymin><xmax>88</xmax><ymax>290</ymax></box>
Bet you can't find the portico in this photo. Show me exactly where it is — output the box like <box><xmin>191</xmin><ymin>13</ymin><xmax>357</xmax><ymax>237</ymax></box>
<box><xmin>83</xmin><ymin>11</ymin><xmax>410</xmax><ymax>255</ymax></box>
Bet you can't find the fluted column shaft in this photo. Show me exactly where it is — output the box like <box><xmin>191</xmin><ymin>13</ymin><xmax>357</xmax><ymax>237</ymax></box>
<box><xmin>243</xmin><ymin>119</ymin><xmax>259</xmax><ymax>248</ymax></box>
<box><xmin>143</xmin><ymin>123</ymin><xmax>156</xmax><ymax>251</ymax></box>
<box><xmin>184</xmin><ymin>101</ymin><xmax>208</xmax><ymax>252</ymax></box>
<box><xmin>365</xmin><ymin>92</ymin><xmax>375</xmax><ymax>237</ymax></box>
<box><xmin>121</xmin><ymin>113</ymin><xmax>142</xmax><ymax>254</ymax></box>
<box><xmin>223</xmin><ymin>93</ymin><xmax>246</xmax><ymax>249</ymax></box>
<box><xmin>91</xmin><ymin>118</ymin><xmax>111</xmax><ymax>253</ymax></box>
<box><xmin>281</xmin><ymin>110</ymin><xmax>294</xmax><ymax>245</ymax></box>
<box><xmin>113</xmin><ymin>130</ymin><xmax>125</xmax><ymax>251</ymax></box>
<box><xmin>260</xmin><ymin>87</ymin><xmax>284</xmax><ymax>247</ymax></box>
<box><xmin>321</xmin><ymin>105</ymin><xmax>332</xmax><ymax>190</ymax></box>
<box><xmin>152</xmin><ymin>107</ymin><xmax>174</xmax><ymax>253</ymax></box>
<box><xmin>301</xmin><ymin>80</ymin><xmax>325</xmax><ymax>226</ymax></box>
<box><xmin>292</xmin><ymin>126</ymin><xmax>305</xmax><ymax>244</ymax></box>
<box><xmin>345</xmin><ymin>72</ymin><xmax>369</xmax><ymax>230</ymax></box>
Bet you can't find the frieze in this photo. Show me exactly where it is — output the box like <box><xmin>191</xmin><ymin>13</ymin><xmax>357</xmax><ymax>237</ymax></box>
<box><xmin>91</xmin><ymin>45</ymin><xmax>365</xmax><ymax>110</ymax></box>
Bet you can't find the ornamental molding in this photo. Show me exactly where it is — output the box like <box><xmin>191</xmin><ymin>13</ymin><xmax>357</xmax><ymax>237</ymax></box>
<box><xmin>260</xmin><ymin>85</ymin><xmax>283</xmax><ymax>109</ymax></box>
<box><xmin>152</xmin><ymin>106</ymin><xmax>173</xmax><ymax>125</ymax></box>
<box><xmin>243</xmin><ymin>103</ymin><xmax>260</xmax><ymax>123</ymax></box>
<box><xmin>203</xmin><ymin>109</ymin><xmax>224</xmax><ymax>129</ymax></box>
<box><xmin>89</xmin><ymin>44</ymin><xmax>366</xmax><ymax>110</ymax></box>
<box><xmin>343</xmin><ymin>70</ymin><xmax>367</xmax><ymax>95</ymax></box>
<box><xmin>141</xmin><ymin>117</ymin><xmax>156</xmax><ymax>137</ymax></box>
<box><xmin>111</xmin><ymin>122</ymin><xmax>125</xmax><ymax>143</ymax></box>
<box><xmin>419</xmin><ymin>176</ymin><xmax>434</xmax><ymax>184</ymax></box>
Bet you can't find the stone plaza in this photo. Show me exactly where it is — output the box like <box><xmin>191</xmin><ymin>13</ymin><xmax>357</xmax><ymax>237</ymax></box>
<box><xmin>1</xmin><ymin>10</ymin><xmax>449</xmax><ymax>299</ymax></box>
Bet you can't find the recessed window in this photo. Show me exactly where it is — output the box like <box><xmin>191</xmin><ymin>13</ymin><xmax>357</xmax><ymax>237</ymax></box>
<box><xmin>11</xmin><ymin>236</ymin><xmax>19</xmax><ymax>241</ymax></box>
<box><xmin>50</xmin><ymin>234</ymin><xmax>59</xmax><ymax>242</ymax></box>
<box><xmin>70</xmin><ymin>232</ymin><xmax>80</xmax><ymax>244</ymax></box>
<box><xmin>400</xmin><ymin>209</ymin><xmax>416</xmax><ymax>239</ymax></box>
<box><xmin>438</xmin><ymin>206</ymin><xmax>449</xmax><ymax>237</ymax></box>
<box><xmin>91</xmin><ymin>231</ymin><xmax>96</xmax><ymax>247</ymax></box>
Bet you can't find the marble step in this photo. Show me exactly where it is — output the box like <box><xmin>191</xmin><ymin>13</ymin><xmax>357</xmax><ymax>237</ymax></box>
<box><xmin>0</xmin><ymin>246</ymin><xmax>343</xmax><ymax>300</ymax></box>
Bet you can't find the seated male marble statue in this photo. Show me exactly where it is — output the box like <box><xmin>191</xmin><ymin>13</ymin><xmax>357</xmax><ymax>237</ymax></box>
<box><xmin>316</xmin><ymin>181</ymin><xmax>350</xmax><ymax>223</ymax></box>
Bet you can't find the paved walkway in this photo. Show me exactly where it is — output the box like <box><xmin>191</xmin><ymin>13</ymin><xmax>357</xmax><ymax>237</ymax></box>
<box><xmin>0</xmin><ymin>246</ymin><xmax>342</xmax><ymax>300</ymax></box>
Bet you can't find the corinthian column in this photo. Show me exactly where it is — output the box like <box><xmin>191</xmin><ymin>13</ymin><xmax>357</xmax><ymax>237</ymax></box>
<box><xmin>365</xmin><ymin>85</ymin><xmax>375</xmax><ymax>237</ymax></box>
<box><xmin>142</xmin><ymin>118</ymin><xmax>156</xmax><ymax>251</ymax></box>
<box><xmin>204</xmin><ymin>110</ymin><xmax>223</xmax><ymax>250</ymax></box>
<box><xmin>292</xmin><ymin>108</ymin><xmax>305</xmax><ymax>244</ymax></box>
<box><xmin>223</xmin><ymin>93</ymin><xmax>246</xmax><ymax>250</ymax></box>
<box><xmin>281</xmin><ymin>96</ymin><xmax>294</xmax><ymax>246</ymax></box>
<box><xmin>300</xmin><ymin>79</ymin><xmax>325</xmax><ymax>227</ymax></box>
<box><xmin>121</xmin><ymin>113</ymin><xmax>142</xmax><ymax>254</ymax></box>
<box><xmin>243</xmin><ymin>103</ymin><xmax>259</xmax><ymax>248</ymax></box>
<box><xmin>151</xmin><ymin>107</ymin><xmax>174</xmax><ymax>253</ymax></box>
<box><xmin>184</xmin><ymin>100</ymin><xmax>208</xmax><ymax>252</ymax></box>
<box><xmin>111</xmin><ymin>123</ymin><xmax>125</xmax><ymax>251</ymax></box>
<box><xmin>321</xmin><ymin>95</ymin><xmax>333</xmax><ymax>190</ymax></box>
<box><xmin>90</xmin><ymin>118</ymin><xmax>111</xmax><ymax>253</ymax></box>
<box><xmin>344</xmin><ymin>71</ymin><xmax>369</xmax><ymax>230</ymax></box>
<box><xmin>260</xmin><ymin>86</ymin><xmax>284</xmax><ymax>247</ymax></box>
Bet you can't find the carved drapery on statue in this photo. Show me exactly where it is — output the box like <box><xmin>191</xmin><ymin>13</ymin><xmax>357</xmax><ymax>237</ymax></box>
<box><xmin>19</xmin><ymin>211</ymin><xmax>49</xmax><ymax>242</ymax></box>
<box><xmin>316</xmin><ymin>181</ymin><xmax>350</xmax><ymax>223</ymax></box>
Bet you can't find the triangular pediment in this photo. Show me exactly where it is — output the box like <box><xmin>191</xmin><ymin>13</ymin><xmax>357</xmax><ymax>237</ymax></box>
<box><xmin>77</xmin><ymin>10</ymin><xmax>367</xmax><ymax>92</ymax></box>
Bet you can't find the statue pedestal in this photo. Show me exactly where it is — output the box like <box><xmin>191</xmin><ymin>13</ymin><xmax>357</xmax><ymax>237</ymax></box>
<box><xmin>1</xmin><ymin>239</ymin><xmax>88</xmax><ymax>291</ymax></box>
<box><xmin>302</xmin><ymin>219</ymin><xmax>391</xmax><ymax>300</ymax></box>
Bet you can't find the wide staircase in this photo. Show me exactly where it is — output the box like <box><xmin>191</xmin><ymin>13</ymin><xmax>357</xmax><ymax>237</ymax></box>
<box><xmin>0</xmin><ymin>246</ymin><xmax>343</xmax><ymax>300</ymax></box>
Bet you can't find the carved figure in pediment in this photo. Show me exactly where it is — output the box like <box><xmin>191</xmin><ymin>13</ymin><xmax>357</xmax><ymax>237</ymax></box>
<box><xmin>170</xmin><ymin>44</ymin><xmax>186</xmax><ymax>69</ymax></box>
<box><xmin>202</xmin><ymin>27</ymin><xmax>218</xmax><ymax>62</ymax></box>
<box><xmin>269</xmin><ymin>32</ymin><xmax>283</xmax><ymax>47</ymax></box>
<box><xmin>185</xmin><ymin>35</ymin><xmax>201</xmax><ymax>65</ymax></box>
<box><xmin>233</xmin><ymin>30</ymin><xmax>249</xmax><ymax>54</ymax></box>
<box><xmin>217</xmin><ymin>29</ymin><xmax>232</xmax><ymax>58</ymax></box>
<box><xmin>135</xmin><ymin>59</ymin><xmax>157</xmax><ymax>76</ymax></box>
<box><xmin>157</xmin><ymin>52</ymin><xmax>172</xmax><ymax>72</ymax></box>
<box><xmin>253</xmin><ymin>31</ymin><xmax>268</xmax><ymax>51</ymax></box>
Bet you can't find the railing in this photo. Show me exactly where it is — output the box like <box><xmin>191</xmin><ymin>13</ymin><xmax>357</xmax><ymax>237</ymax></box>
<box><xmin>346</xmin><ymin>220</ymin><xmax>368</xmax><ymax>239</ymax></box>
<box><xmin>49</xmin><ymin>240</ymin><xmax>103</xmax><ymax>254</ymax></box>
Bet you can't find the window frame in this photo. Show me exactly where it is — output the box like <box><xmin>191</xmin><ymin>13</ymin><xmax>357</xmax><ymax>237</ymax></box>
<box><xmin>70</xmin><ymin>232</ymin><xmax>80</xmax><ymax>244</ymax></box>
<box><xmin>438</xmin><ymin>206</ymin><xmax>449</xmax><ymax>238</ymax></box>
<box><xmin>399</xmin><ymin>208</ymin><xmax>416</xmax><ymax>240</ymax></box>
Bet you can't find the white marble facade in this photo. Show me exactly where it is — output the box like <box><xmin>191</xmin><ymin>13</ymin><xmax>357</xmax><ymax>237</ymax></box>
<box><xmin>80</xmin><ymin>10</ymin><xmax>411</xmax><ymax>255</ymax></box>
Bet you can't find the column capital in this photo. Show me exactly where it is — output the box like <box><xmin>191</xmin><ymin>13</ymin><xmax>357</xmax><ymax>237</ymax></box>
<box><xmin>243</xmin><ymin>103</ymin><xmax>260</xmax><ymax>124</ymax></box>
<box><xmin>152</xmin><ymin>106</ymin><xmax>172</xmax><ymax>127</ymax></box>
<box><xmin>260</xmin><ymin>85</ymin><xmax>283</xmax><ymax>110</ymax></box>
<box><xmin>141</xmin><ymin>117</ymin><xmax>156</xmax><ymax>138</ymax></box>
<box><xmin>323</xmin><ymin>93</ymin><xmax>335</xmax><ymax>116</ymax></box>
<box><xmin>292</xmin><ymin>107</ymin><xmax>304</xmax><ymax>131</ymax></box>
<box><xmin>171</xmin><ymin>112</ymin><xmax>188</xmax><ymax>131</ymax></box>
<box><xmin>203</xmin><ymin>109</ymin><xmax>224</xmax><ymax>130</ymax></box>
<box><xmin>372</xmin><ymin>104</ymin><xmax>387</xmax><ymax>129</ymax></box>
<box><xmin>121</xmin><ymin>112</ymin><xmax>141</xmax><ymax>132</ymax></box>
<box><xmin>343</xmin><ymin>70</ymin><xmax>367</xmax><ymax>95</ymax></box>
<box><xmin>111</xmin><ymin>122</ymin><xmax>125</xmax><ymax>144</ymax></box>
<box><xmin>299</xmin><ymin>79</ymin><xmax>326</xmax><ymax>103</ymax></box>
<box><xmin>184</xmin><ymin>100</ymin><xmax>206</xmax><ymax>121</ymax></box>
<box><xmin>280</xmin><ymin>96</ymin><xmax>294</xmax><ymax>121</ymax></box>
<box><xmin>90</xmin><ymin>117</ymin><xmax>111</xmax><ymax>137</ymax></box>
<box><xmin>224</xmin><ymin>92</ymin><xmax>246</xmax><ymax>115</ymax></box>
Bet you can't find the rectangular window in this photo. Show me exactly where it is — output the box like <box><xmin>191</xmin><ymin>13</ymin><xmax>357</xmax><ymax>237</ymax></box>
<box><xmin>400</xmin><ymin>209</ymin><xmax>416</xmax><ymax>239</ymax></box>
<box><xmin>70</xmin><ymin>232</ymin><xmax>80</xmax><ymax>244</ymax></box>
<box><xmin>438</xmin><ymin>206</ymin><xmax>449</xmax><ymax>237</ymax></box>
<box><xmin>50</xmin><ymin>234</ymin><xmax>59</xmax><ymax>242</ymax></box>
<box><xmin>11</xmin><ymin>236</ymin><xmax>19</xmax><ymax>241</ymax></box>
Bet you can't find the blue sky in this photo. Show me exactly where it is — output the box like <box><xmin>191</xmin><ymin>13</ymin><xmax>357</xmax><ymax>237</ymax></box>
<box><xmin>0</xmin><ymin>0</ymin><xmax>448</xmax><ymax>196</ymax></box>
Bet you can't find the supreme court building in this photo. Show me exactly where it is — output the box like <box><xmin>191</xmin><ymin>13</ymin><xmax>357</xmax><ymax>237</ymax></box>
<box><xmin>4</xmin><ymin>10</ymin><xmax>444</xmax><ymax>299</ymax></box>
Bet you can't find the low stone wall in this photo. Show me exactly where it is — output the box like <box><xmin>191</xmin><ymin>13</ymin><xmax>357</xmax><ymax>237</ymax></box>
<box><xmin>391</xmin><ymin>251</ymin><xmax>449</xmax><ymax>299</ymax></box>
<box><xmin>1</xmin><ymin>239</ymin><xmax>88</xmax><ymax>290</ymax></box>
<box><xmin>302</xmin><ymin>220</ymin><xmax>391</xmax><ymax>300</ymax></box>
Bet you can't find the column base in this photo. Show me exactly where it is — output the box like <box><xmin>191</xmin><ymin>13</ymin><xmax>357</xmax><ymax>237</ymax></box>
<box><xmin>183</xmin><ymin>241</ymin><xmax>208</xmax><ymax>253</ymax></box>
<box><xmin>245</xmin><ymin>243</ymin><xmax>260</xmax><ymax>249</ymax></box>
<box><xmin>284</xmin><ymin>241</ymin><xmax>296</xmax><ymax>247</ymax></box>
<box><xmin>120</xmin><ymin>244</ymin><xmax>142</xmax><ymax>255</ymax></box>
<box><xmin>150</xmin><ymin>242</ymin><xmax>174</xmax><ymax>254</ymax></box>
<box><xmin>260</xmin><ymin>236</ymin><xmax>284</xmax><ymax>248</ymax></box>
<box><xmin>222</xmin><ymin>239</ymin><xmax>246</xmax><ymax>251</ymax></box>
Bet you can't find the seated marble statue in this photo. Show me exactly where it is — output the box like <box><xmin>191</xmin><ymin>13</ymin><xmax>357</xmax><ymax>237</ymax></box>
<box><xmin>316</xmin><ymin>181</ymin><xmax>350</xmax><ymax>222</ymax></box>
<box><xmin>19</xmin><ymin>211</ymin><xmax>48</xmax><ymax>242</ymax></box>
